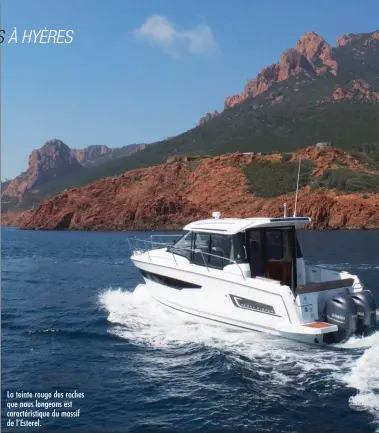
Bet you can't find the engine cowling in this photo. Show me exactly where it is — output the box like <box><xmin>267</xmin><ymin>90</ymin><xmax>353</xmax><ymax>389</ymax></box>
<box><xmin>323</xmin><ymin>294</ymin><xmax>357</xmax><ymax>344</ymax></box>
<box><xmin>350</xmin><ymin>290</ymin><xmax>377</xmax><ymax>336</ymax></box>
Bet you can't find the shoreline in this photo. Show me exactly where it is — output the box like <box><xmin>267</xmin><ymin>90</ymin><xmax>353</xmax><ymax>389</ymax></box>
<box><xmin>2</xmin><ymin>225</ymin><xmax>379</xmax><ymax>232</ymax></box>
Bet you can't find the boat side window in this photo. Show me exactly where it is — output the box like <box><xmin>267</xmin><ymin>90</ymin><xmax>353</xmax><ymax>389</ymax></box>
<box><xmin>210</xmin><ymin>234</ymin><xmax>230</xmax><ymax>257</ymax></box>
<box><xmin>192</xmin><ymin>233</ymin><xmax>211</xmax><ymax>266</ymax></box>
<box><xmin>266</xmin><ymin>230</ymin><xmax>283</xmax><ymax>260</ymax></box>
<box><xmin>208</xmin><ymin>234</ymin><xmax>231</xmax><ymax>269</ymax></box>
<box><xmin>194</xmin><ymin>233</ymin><xmax>211</xmax><ymax>252</ymax></box>
<box><xmin>169</xmin><ymin>231</ymin><xmax>193</xmax><ymax>260</ymax></box>
<box><xmin>231</xmin><ymin>233</ymin><xmax>247</xmax><ymax>263</ymax></box>
<box><xmin>296</xmin><ymin>237</ymin><xmax>303</xmax><ymax>258</ymax></box>
<box><xmin>171</xmin><ymin>232</ymin><xmax>247</xmax><ymax>268</ymax></box>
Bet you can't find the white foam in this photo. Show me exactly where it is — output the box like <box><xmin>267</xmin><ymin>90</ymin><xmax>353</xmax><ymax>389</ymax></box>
<box><xmin>99</xmin><ymin>286</ymin><xmax>379</xmax><ymax>422</ymax></box>
<box><xmin>341</xmin><ymin>332</ymin><xmax>379</xmax><ymax>420</ymax></box>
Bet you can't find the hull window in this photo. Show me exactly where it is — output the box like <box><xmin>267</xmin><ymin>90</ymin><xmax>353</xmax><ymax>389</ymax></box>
<box><xmin>139</xmin><ymin>269</ymin><xmax>202</xmax><ymax>290</ymax></box>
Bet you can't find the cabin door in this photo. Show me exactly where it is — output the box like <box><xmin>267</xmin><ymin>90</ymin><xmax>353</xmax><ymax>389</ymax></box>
<box><xmin>246</xmin><ymin>227</ymin><xmax>297</xmax><ymax>289</ymax></box>
<box><xmin>246</xmin><ymin>229</ymin><xmax>265</xmax><ymax>278</ymax></box>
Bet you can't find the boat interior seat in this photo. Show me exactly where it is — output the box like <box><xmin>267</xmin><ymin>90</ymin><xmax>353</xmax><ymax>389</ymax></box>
<box><xmin>211</xmin><ymin>246</ymin><xmax>225</xmax><ymax>257</ymax></box>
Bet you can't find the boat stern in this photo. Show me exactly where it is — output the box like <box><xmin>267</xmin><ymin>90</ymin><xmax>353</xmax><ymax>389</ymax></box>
<box><xmin>295</xmin><ymin>276</ymin><xmax>378</xmax><ymax>344</ymax></box>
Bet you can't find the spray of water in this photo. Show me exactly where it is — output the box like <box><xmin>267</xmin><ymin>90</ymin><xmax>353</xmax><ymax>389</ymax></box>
<box><xmin>99</xmin><ymin>285</ymin><xmax>379</xmax><ymax>421</ymax></box>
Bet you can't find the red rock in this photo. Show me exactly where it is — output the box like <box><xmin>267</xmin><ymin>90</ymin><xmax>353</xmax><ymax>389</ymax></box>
<box><xmin>2</xmin><ymin>139</ymin><xmax>82</xmax><ymax>200</ymax></box>
<box><xmin>2</xmin><ymin>140</ymin><xmax>147</xmax><ymax>201</ymax></box>
<box><xmin>222</xmin><ymin>31</ymin><xmax>338</xmax><ymax>111</ymax></box>
<box><xmin>224</xmin><ymin>94</ymin><xmax>247</xmax><ymax>110</ymax></box>
<box><xmin>71</xmin><ymin>145</ymin><xmax>110</xmax><ymax>166</ymax></box>
<box><xmin>278</xmin><ymin>49</ymin><xmax>315</xmax><ymax>80</ymax></box>
<box><xmin>336</xmin><ymin>34</ymin><xmax>354</xmax><ymax>47</ymax></box>
<box><xmin>200</xmin><ymin>29</ymin><xmax>378</xmax><ymax>122</ymax></box>
<box><xmin>71</xmin><ymin>143</ymin><xmax>146</xmax><ymax>167</ymax></box>
<box><xmin>296</xmin><ymin>32</ymin><xmax>338</xmax><ymax>73</ymax></box>
<box><xmin>330</xmin><ymin>79</ymin><xmax>379</xmax><ymax>101</ymax></box>
<box><xmin>337</xmin><ymin>31</ymin><xmax>379</xmax><ymax>47</ymax></box>
<box><xmin>198</xmin><ymin>110</ymin><xmax>219</xmax><ymax>126</ymax></box>
<box><xmin>3</xmin><ymin>146</ymin><xmax>379</xmax><ymax>231</ymax></box>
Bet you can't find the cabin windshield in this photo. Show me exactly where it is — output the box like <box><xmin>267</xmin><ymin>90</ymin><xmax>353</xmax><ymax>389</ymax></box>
<box><xmin>170</xmin><ymin>231</ymin><xmax>247</xmax><ymax>268</ymax></box>
<box><xmin>168</xmin><ymin>226</ymin><xmax>302</xmax><ymax>287</ymax></box>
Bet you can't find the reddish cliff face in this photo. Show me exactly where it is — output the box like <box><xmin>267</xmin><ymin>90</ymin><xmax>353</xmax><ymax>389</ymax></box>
<box><xmin>199</xmin><ymin>29</ymin><xmax>379</xmax><ymax>123</ymax></box>
<box><xmin>296</xmin><ymin>32</ymin><xmax>338</xmax><ymax>73</ymax></box>
<box><xmin>4</xmin><ymin>147</ymin><xmax>379</xmax><ymax>231</ymax></box>
<box><xmin>198</xmin><ymin>110</ymin><xmax>220</xmax><ymax>126</ymax></box>
<box><xmin>70</xmin><ymin>143</ymin><xmax>146</xmax><ymax>167</ymax></box>
<box><xmin>2</xmin><ymin>139</ymin><xmax>82</xmax><ymax>200</ymax></box>
<box><xmin>336</xmin><ymin>31</ymin><xmax>379</xmax><ymax>47</ymax></box>
<box><xmin>2</xmin><ymin>141</ymin><xmax>147</xmax><ymax>201</ymax></box>
<box><xmin>1</xmin><ymin>210</ymin><xmax>33</xmax><ymax>227</ymax></box>
<box><xmin>221</xmin><ymin>31</ymin><xmax>339</xmax><ymax>112</ymax></box>
<box><xmin>330</xmin><ymin>79</ymin><xmax>379</xmax><ymax>102</ymax></box>
<box><xmin>71</xmin><ymin>145</ymin><xmax>110</xmax><ymax>166</ymax></box>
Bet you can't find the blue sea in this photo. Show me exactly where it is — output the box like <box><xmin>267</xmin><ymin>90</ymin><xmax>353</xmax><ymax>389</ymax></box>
<box><xmin>2</xmin><ymin>227</ymin><xmax>379</xmax><ymax>433</ymax></box>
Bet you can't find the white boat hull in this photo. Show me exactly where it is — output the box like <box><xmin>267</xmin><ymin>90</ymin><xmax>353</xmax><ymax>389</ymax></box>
<box><xmin>128</xmin><ymin>222</ymin><xmax>377</xmax><ymax>346</ymax></box>
<box><xmin>132</xmin><ymin>254</ymin><xmax>348</xmax><ymax>345</ymax></box>
<box><xmin>151</xmin><ymin>290</ymin><xmax>324</xmax><ymax>345</ymax></box>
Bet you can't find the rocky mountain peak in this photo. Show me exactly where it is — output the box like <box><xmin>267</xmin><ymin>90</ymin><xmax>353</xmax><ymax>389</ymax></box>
<box><xmin>218</xmin><ymin>30</ymin><xmax>341</xmax><ymax>114</ymax></box>
<box><xmin>2</xmin><ymin>139</ymin><xmax>82</xmax><ymax>200</ymax></box>
<box><xmin>198</xmin><ymin>110</ymin><xmax>219</xmax><ymax>126</ymax></box>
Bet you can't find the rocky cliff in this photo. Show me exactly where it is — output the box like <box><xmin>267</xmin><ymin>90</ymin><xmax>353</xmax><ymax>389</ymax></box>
<box><xmin>198</xmin><ymin>110</ymin><xmax>219</xmax><ymax>126</ymax></box>
<box><xmin>2</xmin><ymin>139</ymin><xmax>82</xmax><ymax>200</ymax></box>
<box><xmin>336</xmin><ymin>31</ymin><xmax>379</xmax><ymax>47</ymax></box>
<box><xmin>70</xmin><ymin>145</ymin><xmax>110</xmax><ymax>166</ymax></box>
<box><xmin>3</xmin><ymin>146</ymin><xmax>379</xmax><ymax>231</ymax></box>
<box><xmin>198</xmin><ymin>29</ymin><xmax>378</xmax><ymax>121</ymax></box>
<box><xmin>71</xmin><ymin>143</ymin><xmax>146</xmax><ymax>167</ymax></box>
<box><xmin>223</xmin><ymin>31</ymin><xmax>338</xmax><ymax>111</ymax></box>
<box><xmin>1</xmin><ymin>140</ymin><xmax>147</xmax><ymax>203</ymax></box>
<box><xmin>330</xmin><ymin>79</ymin><xmax>379</xmax><ymax>101</ymax></box>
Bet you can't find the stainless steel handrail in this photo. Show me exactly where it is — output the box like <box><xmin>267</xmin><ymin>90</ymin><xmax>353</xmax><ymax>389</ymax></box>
<box><xmin>150</xmin><ymin>234</ymin><xmax>181</xmax><ymax>241</ymax></box>
<box><xmin>127</xmin><ymin>237</ymin><xmax>246</xmax><ymax>280</ymax></box>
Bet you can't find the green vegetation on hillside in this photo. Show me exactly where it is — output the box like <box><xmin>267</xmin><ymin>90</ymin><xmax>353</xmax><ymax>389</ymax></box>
<box><xmin>243</xmin><ymin>160</ymin><xmax>314</xmax><ymax>198</ymax></box>
<box><xmin>349</xmin><ymin>143</ymin><xmax>379</xmax><ymax>170</ymax></box>
<box><xmin>314</xmin><ymin>168</ymin><xmax>379</xmax><ymax>193</ymax></box>
<box><xmin>20</xmin><ymin>101</ymin><xmax>379</xmax><ymax>198</ymax></box>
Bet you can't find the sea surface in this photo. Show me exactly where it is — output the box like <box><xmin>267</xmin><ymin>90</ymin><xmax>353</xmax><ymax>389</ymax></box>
<box><xmin>2</xmin><ymin>227</ymin><xmax>379</xmax><ymax>433</ymax></box>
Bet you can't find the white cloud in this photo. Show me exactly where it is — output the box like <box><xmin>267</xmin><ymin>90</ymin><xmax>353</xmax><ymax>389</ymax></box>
<box><xmin>132</xmin><ymin>15</ymin><xmax>218</xmax><ymax>56</ymax></box>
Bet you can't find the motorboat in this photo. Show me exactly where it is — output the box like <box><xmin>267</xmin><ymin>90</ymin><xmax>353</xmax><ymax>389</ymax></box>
<box><xmin>128</xmin><ymin>212</ymin><xmax>378</xmax><ymax>345</ymax></box>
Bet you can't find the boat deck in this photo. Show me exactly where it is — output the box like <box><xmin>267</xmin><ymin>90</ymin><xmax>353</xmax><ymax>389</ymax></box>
<box><xmin>303</xmin><ymin>322</ymin><xmax>336</xmax><ymax>329</ymax></box>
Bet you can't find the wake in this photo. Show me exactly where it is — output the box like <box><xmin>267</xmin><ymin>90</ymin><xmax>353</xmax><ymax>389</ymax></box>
<box><xmin>99</xmin><ymin>285</ymin><xmax>379</xmax><ymax>422</ymax></box>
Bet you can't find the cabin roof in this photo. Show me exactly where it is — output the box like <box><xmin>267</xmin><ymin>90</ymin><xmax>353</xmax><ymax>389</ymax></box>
<box><xmin>183</xmin><ymin>217</ymin><xmax>311</xmax><ymax>235</ymax></box>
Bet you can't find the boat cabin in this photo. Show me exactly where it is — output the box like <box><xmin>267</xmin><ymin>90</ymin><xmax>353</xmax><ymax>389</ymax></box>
<box><xmin>169</xmin><ymin>215</ymin><xmax>311</xmax><ymax>290</ymax></box>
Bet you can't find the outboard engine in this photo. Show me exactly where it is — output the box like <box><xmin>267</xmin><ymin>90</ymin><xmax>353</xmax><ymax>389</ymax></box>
<box><xmin>351</xmin><ymin>290</ymin><xmax>377</xmax><ymax>336</ymax></box>
<box><xmin>323</xmin><ymin>293</ymin><xmax>357</xmax><ymax>344</ymax></box>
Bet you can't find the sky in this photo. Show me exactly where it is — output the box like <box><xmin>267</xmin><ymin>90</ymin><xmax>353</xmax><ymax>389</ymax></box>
<box><xmin>2</xmin><ymin>0</ymin><xmax>379</xmax><ymax>180</ymax></box>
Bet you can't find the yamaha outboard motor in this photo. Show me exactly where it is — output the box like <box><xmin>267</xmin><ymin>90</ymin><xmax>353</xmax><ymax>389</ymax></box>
<box><xmin>323</xmin><ymin>293</ymin><xmax>357</xmax><ymax>344</ymax></box>
<box><xmin>351</xmin><ymin>290</ymin><xmax>377</xmax><ymax>336</ymax></box>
